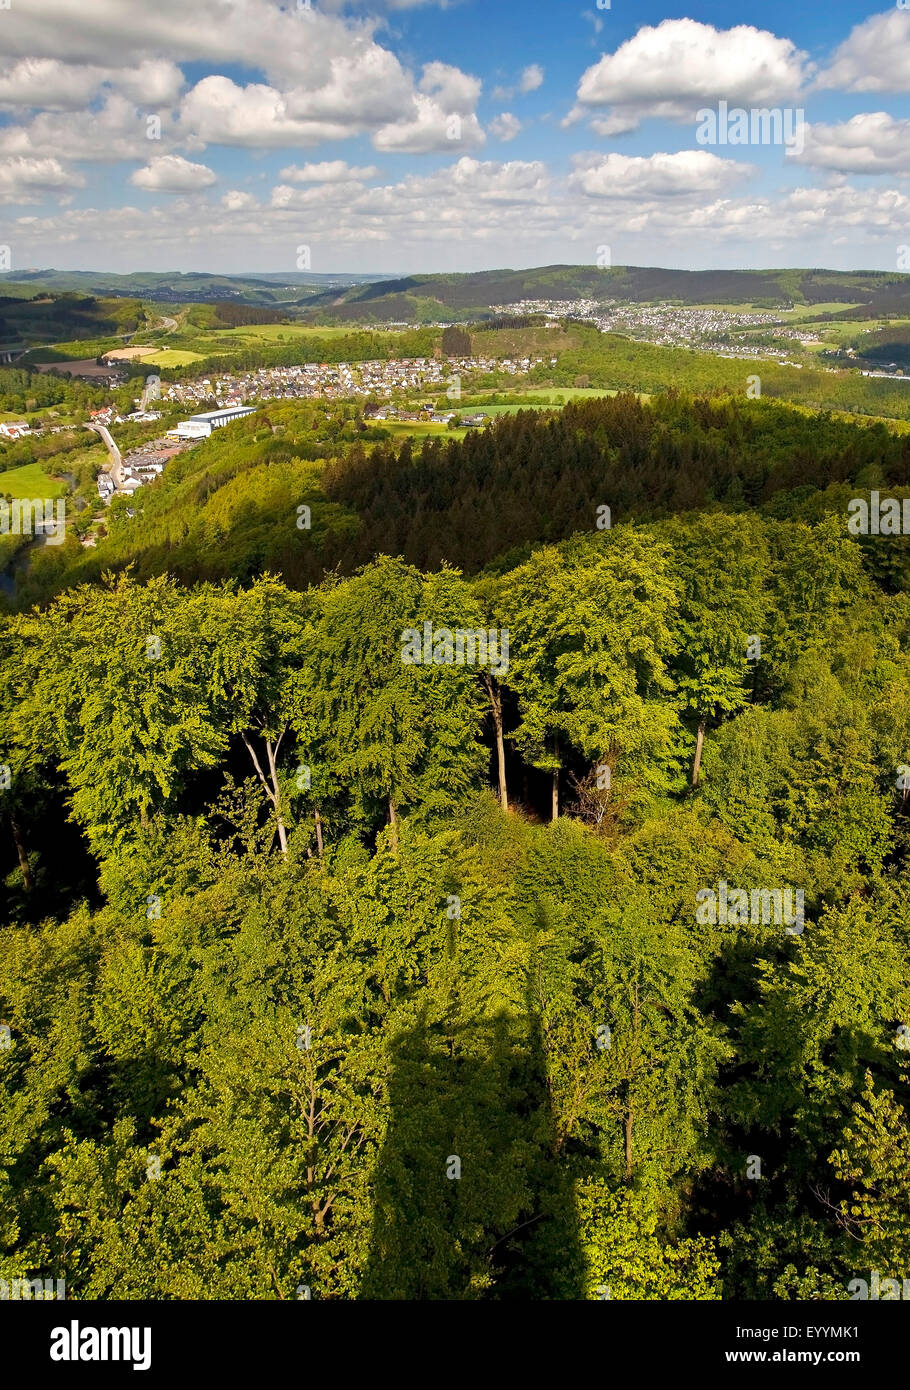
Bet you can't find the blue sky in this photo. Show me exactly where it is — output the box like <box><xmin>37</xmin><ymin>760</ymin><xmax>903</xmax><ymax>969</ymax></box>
<box><xmin>1</xmin><ymin>0</ymin><xmax>909</xmax><ymax>274</ymax></box>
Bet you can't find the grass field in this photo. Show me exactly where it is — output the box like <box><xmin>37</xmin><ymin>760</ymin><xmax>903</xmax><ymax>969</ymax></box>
<box><xmin>146</xmin><ymin>349</ymin><xmax>206</xmax><ymax>367</ymax></box>
<box><xmin>213</xmin><ymin>323</ymin><xmax>362</xmax><ymax>342</ymax></box>
<box><xmin>0</xmin><ymin>462</ymin><xmax>70</xmax><ymax>498</ymax></box>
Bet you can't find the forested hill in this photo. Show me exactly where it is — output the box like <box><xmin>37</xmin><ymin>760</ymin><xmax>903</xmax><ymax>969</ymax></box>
<box><xmin>304</xmin><ymin>264</ymin><xmax>910</xmax><ymax>322</ymax></box>
<box><xmin>2</xmin><ymin>513</ymin><xmax>910</xmax><ymax>1299</ymax></box>
<box><xmin>3</xmin><ymin>385</ymin><xmax>910</xmax><ymax>1302</ymax></box>
<box><xmin>18</xmin><ymin>393</ymin><xmax>910</xmax><ymax>606</ymax></box>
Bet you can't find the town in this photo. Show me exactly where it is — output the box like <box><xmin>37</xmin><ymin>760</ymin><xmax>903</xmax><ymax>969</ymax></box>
<box><xmin>493</xmin><ymin>297</ymin><xmax>821</xmax><ymax>364</ymax></box>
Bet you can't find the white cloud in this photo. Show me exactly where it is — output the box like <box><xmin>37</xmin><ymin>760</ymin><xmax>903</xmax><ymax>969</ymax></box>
<box><xmin>817</xmin><ymin>10</ymin><xmax>910</xmax><ymax>93</ymax></box>
<box><xmin>178</xmin><ymin>76</ymin><xmax>363</xmax><ymax>148</ymax></box>
<box><xmin>0</xmin><ymin>1</ymin><xmax>482</xmax><ymax>155</ymax></box>
<box><xmin>0</xmin><ymin>93</ymin><xmax>155</xmax><ymax>161</ymax></box>
<box><xmin>570</xmin><ymin>150</ymin><xmax>753</xmax><ymax>200</ymax></box>
<box><xmin>574</xmin><ymin>19</ymin><xmax>809</xmax><ymax>131</ymax></box>
<box><xmin>113</xmin><ymin>60</ymin><xmax>185</xmax><ymax>107</ymax></box>
<box><xmin>270</xmin><ymin>180</ymin><xmax>369</xmax><ymax>209</ymax></box>
<box><xmin>0</xmin><ymin>59</ymin><xmax>104</xmax><ymax>110</ymax></box>
<box><xmin>797</xmin><ymin>113</ymin><xmax>910</xmax><ymax>175</ymax></box>
<box><xmin>221</xmin><ymin>190</ymin><xmax>259</xmax><ymax>211</ymax></box>
<box><xmin>520</xmin><ymin>64</ymin><xmax>544</xmax><ymax>94</ymax></box>
<box><xmin>279</xmin><ymin>160</ymin><xmax>381</xmax><ymax>183</ymax></box>
<box><xmin>418</xmin><ymin>61</ymin><xmax>481</xmax><ymax>112</ymax></box>
<box><xmin>12</xmin><ymin>159</ymin><xmax>910</xmax><ymax>273</ymax></box>
<box><xmin>490</xmin><ymin>112</ymin><xmax>522</xmax><ymax>142</ymax></box>
<box><xmin>0</xmin><ymin>155</ymin><xmax>85</xmax><ymax>203</ymax></box>
<box><xmin>130</xmin><ymin>154</ymin><xmax>216</xmax><ymax>192</ymax></box>
<box><xmin>0</xmin><ymin>57</ymin><xmax>184</xmax><ymax>111</ymax></box>
<box><xmin>178</xmin><ymin>53</ymin><xmax>483</xmax><ymax>155</ymax></box>
<box><xmin>373</xmin><ymin>99</ymin><xmax>485</xmax><ymax>153</ymax></box>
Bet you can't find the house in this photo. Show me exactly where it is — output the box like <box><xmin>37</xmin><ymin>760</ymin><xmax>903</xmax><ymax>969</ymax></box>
<box><xmin>461</xmin><ymin>413</ymin><xmax>487</xmax><ymax>427</ymax></box>
<box><xmin>119</xmin><ymin>477</ymin><xmax>143</xmax><ymax>496</ymax></box>
<box><xmin>97</xmin><ymin>472</ymin><xmax>114</xmax><ymax>500</ymax></box>
<box><xmin>0</xmin><ymin>421</ymin><xmax>29</xmax><ymax>439</ymax></box>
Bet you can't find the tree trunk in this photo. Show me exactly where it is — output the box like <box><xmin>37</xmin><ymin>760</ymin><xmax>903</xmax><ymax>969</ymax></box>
<box><xmin>9</xmin><ymin>813</ymin><xmax>33</xmax><ymax>892</ymax></box>
<box><xmin>551</xmin><ymin>737</ymin><xmax>560</xmax><ymax>822</ymax></box>
<box><xmin>691</xmin><ymin>717</ymin><xmax>706</xmax><ymax>788</ymax></box>
<box><xmin>265</xmin><ymin>739</ymin><xmax>288</xmax><ymax>856</ymax></box>
<box><xmin>624</xmin><ymin>1109</ymin><xmax>634</xmax><ymax>1181</ymax></box>
<box><xmin>483</xmin><ymin>675</ymin><xmax>508</xmax><ymax>811</ymax></box>
<box><xmin>388</xmin><ymin>798</ymin><xmax>399</xmax><ymax>851</ymax></box>
<box><xmin>314</xmin><ymin>806</ymin><xmax>324</xmax><ymax>860</ymax></box>
<box><xmin>242</xmin><ymin>731</ymin><xmax>288</xmax><ymax>857</ymax></box>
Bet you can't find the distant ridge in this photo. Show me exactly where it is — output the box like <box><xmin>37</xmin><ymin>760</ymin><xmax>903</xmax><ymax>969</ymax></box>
<box><xmin>1</xmin><ymin>264</ymin><xmax>908</xmax><ymax>319</ymax></box>
<box><xmin>0</xmin><ymin>268</ymin><xmax>399</xmax><ymax>305</ymax></box>
<box><xmin>299</xmin><ymin>264</ymin><xmax>910</xmax><ymax>323</ymax></box>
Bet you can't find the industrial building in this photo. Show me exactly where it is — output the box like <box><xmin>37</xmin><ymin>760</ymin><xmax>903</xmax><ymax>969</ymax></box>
<box><xmin>168</xmin><ymin>405</ymin><xmax>257</xmax><ymax>440</ymax></box>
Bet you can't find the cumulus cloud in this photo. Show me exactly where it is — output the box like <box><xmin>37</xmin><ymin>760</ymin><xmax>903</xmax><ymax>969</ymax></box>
<box><xmin>796</xmin><ymin>113</ymin><xmax>910</xmax><ymax>175</ymax></box>
<box><xmin>0</xmin><ymin>57</ymin><xmax>184</xmax><ymax>112</ymax></box>
<box><xmin>221</xmin><ymin>190</ymin><xmax>259</xmax><ymax>211</ymax></box>
<box><xmin>573</xmin><ymin>19</ymin><xmax>809</xmax><ymax>131</ymax></box>
<box><xmin>10</xmin><ymin>156</ymin><xmax>910</xmax><ymax>272</ymax></box>
<box><xmin>178</xmin><ymin>53</ymin><xmax>483</xmax><ymax>155</ymax></box>
<box><xmin>130</xmin><ymin>154</ymin><xmax>216</xmax><ymax>192</ymax></box>
<box><xmin>817</xmin><ymin>10</ymin><xmax>910</xmax><ymax>93</ymax></box>
<box><xmin>178</xmin><ymin>76</ymin><xmax>356</xmax><ymax>148</ymax></box>
<box><xmin>0</xmin><ymin>93</ymin><xmax>155</xmax><ymax>161</ymax></box>
<box><xmin>279</xmin><ymin>160</ymin><xmax>381</xmax><ymax>183</ymax></box>
<box><xmin>520</xmin><ymin>64</ymin><xmax>544</xmax><ymax>93</ymax></box>
<box><xmin>0</xmin><ymin>1</ymin><xmax>483</xmax><ymax>156</ymax></box>
<box><xmin>489</xmin><ymin>112</ymin><xmax>522</xmax><ymax>142</ymax></box>
<box><xmin>0</xmin><ymin>155</ymin><xmax>85</xmax><ymax>203</ymax></box>
<box><xmin>569</xmin><ymin>150</ymin><xmax>753</xmax><ymax>200</ymax></box>
<box><xmin>373</xmin><ymin>100</ymin><xmax>485</xmax><ymax>153</ymax></box>
<box><xmin>0</xmin><ymin>59</ymin><xmax>106</xmax><ymax>110</ymax></box>
<box><xmin>369</xmin><ymin>60</ymin><xmax>485</xmax><ymax>153</ymax></box>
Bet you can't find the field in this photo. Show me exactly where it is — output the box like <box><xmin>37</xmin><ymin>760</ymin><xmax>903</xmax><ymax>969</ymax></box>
<box><xmin>0</xmin><ymin>462</ymin><xmax>70</xmax><ymax>498</ymax></box>
<box><xmin>212</xmin><ymin>323</ymin><xmax>360</xmax><ymax>342</ymax></box>
<box><xmin>145</xmin><ymin>349</ymin><xmax>206</xmax><ymax>367</ymax></box>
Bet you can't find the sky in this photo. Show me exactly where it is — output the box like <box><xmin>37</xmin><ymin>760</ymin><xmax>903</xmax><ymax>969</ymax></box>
<box><xmin>1</xmin><ymin>0</ymin><xmax>909</xmax><ymax>276</ymax></box>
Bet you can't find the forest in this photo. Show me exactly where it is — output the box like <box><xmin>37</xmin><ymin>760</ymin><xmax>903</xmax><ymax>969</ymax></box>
<box><xmin>2</xmin><ymin>380</ymin><xmax>910</xmax><ymax>1300</ymax></box>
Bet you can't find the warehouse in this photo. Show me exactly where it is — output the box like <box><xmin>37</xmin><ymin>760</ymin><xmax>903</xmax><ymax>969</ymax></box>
<box><xmin>168</xmin><ymin>404</ymin><xmax>257</xmax><ymax>440</ymax></box>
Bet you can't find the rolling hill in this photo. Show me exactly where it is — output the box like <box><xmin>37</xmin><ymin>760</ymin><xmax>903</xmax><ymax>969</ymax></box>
<box><xmin>302</xmin><ymin>264</ymin><xmax>910</xmax><ymax>323</ymax></box>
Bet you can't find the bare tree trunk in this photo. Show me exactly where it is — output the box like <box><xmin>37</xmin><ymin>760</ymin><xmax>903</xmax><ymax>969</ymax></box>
<box><xmin>265</xmin><ymin>738</ymin><xmax>288</xmax><ymax>855</ymax></box>
<box><xmin>551</xmin><ymin>737</ymin><xmax>560</xmax><ymax>822</ymax></box>
<box><xmin>388</xmin><ymin>798</ymin><xmax>399</xmax><ymax>851</ymax></box>
<box><xmin>242</xmin><ymin>731</ymin><xmax>288</xmax><ymax>857</ymax></box>
<box><xmin>483</xmin><ymin>675</ymin><xmax>508</xmax><ymax>811</ymax></box>
<box><xmin>691</xmin><ymin>717</ymin><xmax>707</xmax><ymax>788</ymax></box>
<box><xmin>624</xmin><ymin>1109</ymin><xmax>634</xmax><ymax>1182</ymax></box>
<box><xmin>314</xmin><ymin>806</ymin><xmax>324</xmax><ymax>860</ymax></box>
<box><xmin>9</xmin><ymin>813</ymin><xmax>33</xmax><ymax>892</ymax></box>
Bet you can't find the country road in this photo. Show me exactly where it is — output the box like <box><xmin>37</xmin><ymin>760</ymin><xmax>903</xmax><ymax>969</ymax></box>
<box><xmin>86</xmin><ymin>423</ymin><xmax>122</xmax><ymax>486</ymax></box>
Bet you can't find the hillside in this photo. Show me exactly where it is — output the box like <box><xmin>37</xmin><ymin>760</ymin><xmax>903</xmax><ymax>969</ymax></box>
<box><xmin>0</xmin><ymin>269</ymin><xmax>400</xmax><ymax>306</ymax></box>
<box><xmin>304</xmin><ymin>264</ymin><xmax>910</xmax><ymax>323</ymax></box>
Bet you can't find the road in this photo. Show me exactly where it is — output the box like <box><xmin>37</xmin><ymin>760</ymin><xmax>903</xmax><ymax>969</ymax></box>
<box><xmin>86</xmin><ymin>423</ymin><xmax>122</xmax><ymax>487</ymax></box>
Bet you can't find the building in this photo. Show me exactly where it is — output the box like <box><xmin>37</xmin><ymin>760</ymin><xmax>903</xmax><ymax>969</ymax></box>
<box><xmin>97</xmin><ymin>472</ymin><xmax>114</xmax><ymax>500</ymax></box>
<box><xmin>0</xmin><ymin>421</ymin><xmax>30</xmax><ymax>439</ymax></box>
<box><xmin>167</xmin><ymin>405</ymin><xmax>257</xmax><ymax>440</ymax></box>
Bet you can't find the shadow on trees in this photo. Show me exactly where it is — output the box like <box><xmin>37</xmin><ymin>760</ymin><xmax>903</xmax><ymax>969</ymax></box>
<box><xmin>361</xmin><ymin>1010</ymin><xmax>584</xmax><ymax>1300</ymax></box>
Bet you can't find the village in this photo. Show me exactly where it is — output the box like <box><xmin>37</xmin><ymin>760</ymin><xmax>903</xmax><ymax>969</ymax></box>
<box><xmin>85</xmin><ymin>351</ymin><xmax>545</xmax><ymax>500</ymax></box>
<box><xmin>161</xmin><ymin>352</ymin><xmax>548</xmax><ymax>412</ymax></box>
